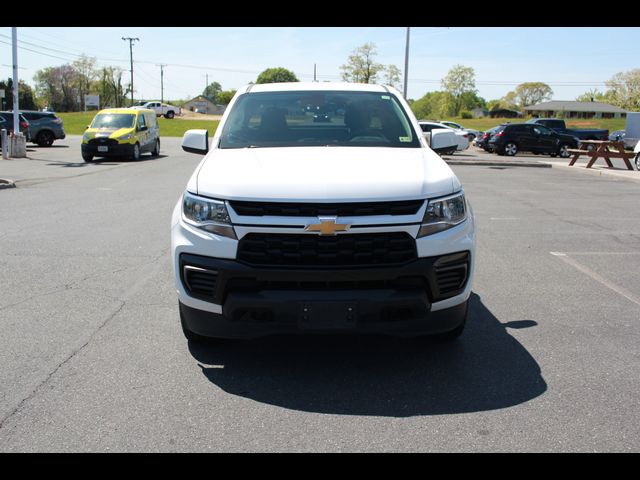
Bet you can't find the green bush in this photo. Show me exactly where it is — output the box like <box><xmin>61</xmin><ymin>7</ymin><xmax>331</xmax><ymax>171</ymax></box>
<box><xmin>460</xmin><ymin>110</ymin><xmax>473</xmax><ymax>119</ymax></box>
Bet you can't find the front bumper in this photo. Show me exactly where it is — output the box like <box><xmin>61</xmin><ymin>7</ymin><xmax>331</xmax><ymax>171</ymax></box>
<box><xmin>177</xmin><ymin>251</ymin><xmax>471</xmax><ymax>339</ymax></box>
<box><xmin>82</xmin><ymin>142</ymin><xmax>134</xmax><ymax>157</ymax></box>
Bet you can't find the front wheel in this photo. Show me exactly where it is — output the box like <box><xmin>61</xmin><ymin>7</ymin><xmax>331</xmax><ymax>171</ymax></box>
<box><xmin>82</xmin><ymin>151</ymin><xmax>93</xmax><ymax>162</ymax></box>
<box><xmin>131</xmin><ymin>143</ymin><xmax>140</xmax><ymax>161</ymax></box>
<box><xmin>164</xmin><ymin>111</ymin><xmax>175</xmax><ymax>119</ymax></box>
<box><xmin>635</xmin><ymin>153</ymin><xmax>640</xmax><ymax>171</ymax></box>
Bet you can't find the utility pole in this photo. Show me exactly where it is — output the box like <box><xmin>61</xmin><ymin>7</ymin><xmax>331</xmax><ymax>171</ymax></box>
<box><xmin>203</xmin><ymin>74</ymin><xmax>209</xmax><ymax>96</ymax></box>
<box><xmin>313</xmin><ymin>64</ymin><xmax>317</xmax><ymax>82</ymax></box>
<box><xmin>403</xmin><ymin>27</ymin><xmax>410</xmax><ymax>99</ymax></box>
<box><xmin>157</xmin><ymin>64</ymin><xmax>167</xmax><ymax>103</ymax></box>
<box><xmin>12</xmin><ymin>28</ymin><xmax>19</xmax><ymax>135</ymax></box>
<box><xmin>122</xmin><ymin>37</ymin><xmax>139</xmax><ymax>106</ymax></box>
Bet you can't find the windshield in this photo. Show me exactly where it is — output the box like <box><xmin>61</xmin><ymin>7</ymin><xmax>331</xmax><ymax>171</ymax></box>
<box><xmin>219</xmin><ymin>90</ymin><xmax>420</xmax><ymax>149</ymax></box>
<box><xmin>91</xmin><ymin>113</ymin><xmax>135</xmax><ymax>129</ymax></box>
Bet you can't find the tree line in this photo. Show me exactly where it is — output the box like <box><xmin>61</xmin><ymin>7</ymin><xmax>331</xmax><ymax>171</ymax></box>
<box><xmin>4</xmin><ymin>44</ymin><xmax>639</xmax><ymax>115</ymax></box>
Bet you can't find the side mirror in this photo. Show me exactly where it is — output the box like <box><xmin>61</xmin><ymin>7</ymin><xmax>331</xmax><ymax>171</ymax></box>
<box><xmin>138</xmin><ymin>125</ymin><xmax>148</xmax><ymax>132</ymax></box>
<box><xmin>86</xmin><ymin>125</ymin><xmax>90</xmax><ymax>130</ymax></box>
<box><xmin>182</xmin><ymin>129</ymin><xmax>209</xmax><ymax>155</ymax></box>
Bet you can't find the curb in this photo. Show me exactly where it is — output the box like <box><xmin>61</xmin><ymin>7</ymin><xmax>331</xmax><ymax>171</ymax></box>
<box><xmin>542</xmin><ymin>162</ymin><xmax>640</xmax><ymax>184</ymax></box>
<box><xmin>0</xmin><ymin>178</ymin><xmax>16</xmax><ymax>189</ymax></box>
<box><xmin>444</xmin><ymin>159</ymin><xmax>551</xmax><ymax>168</ymax></box>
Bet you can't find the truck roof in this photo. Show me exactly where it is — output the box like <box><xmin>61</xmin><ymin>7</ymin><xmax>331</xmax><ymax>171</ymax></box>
<box><xmin>240</xmin><ymin>82</ymin><xmax>394</xmax><ymax>94</ymax></box>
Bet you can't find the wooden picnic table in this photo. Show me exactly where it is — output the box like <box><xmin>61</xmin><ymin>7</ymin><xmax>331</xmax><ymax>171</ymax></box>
<box><xmin>567</xmin><ymin>140</ymin><xmax>636</xmax><ymax>171</ymax></box>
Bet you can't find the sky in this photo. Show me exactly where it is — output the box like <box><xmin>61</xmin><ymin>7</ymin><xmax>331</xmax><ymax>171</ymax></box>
<box><xmin>1</xmin><ymin>26</ymin><xmax>639</xmax><ymax>104</ymax></box>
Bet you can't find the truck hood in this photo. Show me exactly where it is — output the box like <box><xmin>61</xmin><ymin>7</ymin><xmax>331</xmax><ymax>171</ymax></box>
<box><xmin>193</xmin><ymin>146</ymin><xmax>459</xmax><ymax>202</ymax></box>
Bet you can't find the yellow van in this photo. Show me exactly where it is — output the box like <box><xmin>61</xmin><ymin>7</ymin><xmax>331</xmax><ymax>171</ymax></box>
<box><xmin>81</xmin><ymin>108</ymin><xmax>160</xmax><ymax>162</ymax></box>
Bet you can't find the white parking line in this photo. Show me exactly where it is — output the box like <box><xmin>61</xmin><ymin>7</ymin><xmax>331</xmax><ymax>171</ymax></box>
<box><xmin>550</xmin><ymin>252</ymin><xmax>640</xmax><ymax>307</ymax></box>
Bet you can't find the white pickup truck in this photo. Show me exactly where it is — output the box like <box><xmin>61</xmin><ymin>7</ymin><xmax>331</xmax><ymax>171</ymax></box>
<box><xmin>172</xmin><ymin>82</ymin><xmax>476</xmax><ymax>341</ymax></box>
<box><xmin>132</xmin><ymin>101</ymin><xmax>181</xmax><ymax>119</ymax></box>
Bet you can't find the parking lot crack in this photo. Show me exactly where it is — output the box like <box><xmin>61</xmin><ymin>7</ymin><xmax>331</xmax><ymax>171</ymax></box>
<box><xmin>0</xmin><ymin>299</ymin><xmax>127</xmax><ymax>432</ymax></box>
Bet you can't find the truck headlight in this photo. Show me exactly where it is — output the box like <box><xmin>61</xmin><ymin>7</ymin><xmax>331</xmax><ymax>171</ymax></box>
<box><xmin>117</xmin><ymin>133</ymin><xmax>132</xmax><ymax>141</ymax></box>
<box><xmin>417</xmin><ymin>191</ymin><xmax>467</xmax><ymax>237</ymax></box>
<box><xmin>182</xmin><ymin>191</ymin><xmax>236</xmax><ymax>239</ymax></box>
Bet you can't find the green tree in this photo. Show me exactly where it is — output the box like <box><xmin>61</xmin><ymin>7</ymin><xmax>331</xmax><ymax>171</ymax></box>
<box><xmin>605</xmin><ymin>69</ymin><xmax>640</xmax><ymax>111</ymax></box>
<box><xmin>383</xmin><ymin>65</ymin><xmax>402</xmax><ymax>90</ymax></box>
<box><xmin>340</xmin><ymin>43</ymin><xmax>385</xmax><ymax>84</ymax></box>
<box><xmin>72</xmin><ymin>54</ymin><xmax>97</xmax><ymax>110</ymax></box>
<box><xmin>410</xmin><ymin>91</ymin><xmax>455</xmax><ymax>119</ymax></box>
<box><xmin>575</xmin><ymin>89</ymin><xmax>610</xmax><ymax>103</ymax></box>
<box><xmin>95</xmin><ymin>66</ymin><xmax>130</xmax><ymax>109</ymax></box>
<box><xmin>0</xmin><ymin>78</ymin><xmax>38</xmax><ymax>110</ymax></box>
<box><xmin>441</xmin><ymin>65</ymin><xmax>477</xmax><ymax>116</ymax></box>
<box><xmin>508</xmin><ymin>82</ymin><xmax>553</xmax><ymax>109</ymax></box>
<box><xmin>256</xmin><ymin>67</ymin><xmax>299</xmax><ymax>84</ymax></box>
<box><xmin>216</xmin><ymin>89</ymin><xmax>237</xmax><ymax>105</ymax></box>
<box><xmin>203</xmin><ymin>81</ymin><xmax>222</xmax><ymax>102</ymax></box>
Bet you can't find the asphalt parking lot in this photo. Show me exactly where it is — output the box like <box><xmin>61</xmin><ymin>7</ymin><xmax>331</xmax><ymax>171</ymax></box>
<box><xmin>0</xmin><ymin>136</ymin><xmax>639</xmax><ymax>452</ymax></box>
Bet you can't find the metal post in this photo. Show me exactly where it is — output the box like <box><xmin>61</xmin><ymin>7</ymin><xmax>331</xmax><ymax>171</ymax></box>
<box><xmin>122</xmin><ymin>37</ymin><xmax>139</xmax><ymax>106</ymax></box>
<box><xmin>1</xmin><ymin>129</ymin><xmax>8</xmax><ymax>159</ymax></box>
<box><xmin>403</xmin><ymin>27</ymin><xmax>410</xmax><ymax>99</ymax></box>
<box><xmin>12</xmin><ymin>27</ymin><xmax>19</xmax><ymax>135</ymax></box>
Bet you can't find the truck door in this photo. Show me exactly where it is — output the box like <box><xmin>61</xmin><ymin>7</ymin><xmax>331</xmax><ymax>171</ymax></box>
<box><xmin>136</xmin><ymin>113</ymin><xmax>149</xmax><ymax>150</ymax></box>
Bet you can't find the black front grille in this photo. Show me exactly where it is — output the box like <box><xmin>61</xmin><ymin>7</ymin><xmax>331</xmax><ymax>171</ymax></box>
<box><xmin>88</xmin><ymin>138</ymin><xmax>118</xmax><ymax>147</ymax></box>
<box><xmin>237</xmin><ymin>232</ymin><xmax>417</xmax><ymax>268</ymax></box>
<box><xmin>434</xmin><ymin>252</ymin><xmax>469</xmax><ymax>296</ymax></box>
<box><xmin>229</xmin><ymin>200</ymin><xmax>423</xmax><ymax>217</ymax></box>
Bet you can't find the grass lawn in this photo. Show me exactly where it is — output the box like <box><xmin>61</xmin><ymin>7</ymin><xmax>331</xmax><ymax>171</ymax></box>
<box><xmin>59</xmin><ymin>112</ymin><xmax>220</xmax><ymax>137</ymax></box>
<box><xmin>60</xmin><ymin>111</ymin><xmax>626</xmax><ymax>137</ymax></box>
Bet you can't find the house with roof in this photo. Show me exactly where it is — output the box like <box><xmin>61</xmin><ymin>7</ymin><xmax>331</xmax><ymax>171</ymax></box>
<box><xmin>182</xmin><ymin>95</ymin><xmax>226</xmax><ymax>115</ymax></box>
<box><xmin>523</xmin><ymin>101</ymin><xmax>626</xmax><ymax>119</ymax></box>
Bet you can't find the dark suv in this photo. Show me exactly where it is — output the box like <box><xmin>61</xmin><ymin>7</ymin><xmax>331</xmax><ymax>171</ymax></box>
<box><xmin>0</xmin><ymin>112</ymin><xmax>30</xmax><ymax>144</ymax></box>
<box><xmin>489</xmin><ymin>123</ymin><xmax>579</xmax><ymax>157</ymax></box>
<box><xmin>21</xmin><ymin>111</ymin><xmax>66</xmax><ymax>147</ymax></box>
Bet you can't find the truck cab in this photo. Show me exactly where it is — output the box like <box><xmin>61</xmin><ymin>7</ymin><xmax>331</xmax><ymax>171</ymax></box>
<box><xmin>172</xmin><ymin>82</ymin><xmax>476</xmax><ymax>341</ymax></box>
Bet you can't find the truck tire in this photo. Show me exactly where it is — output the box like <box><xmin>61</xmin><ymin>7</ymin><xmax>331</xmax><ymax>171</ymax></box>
<box><xmin>164</xmin><ymin>111</ymin><xmax>175</xmax><ymax>119</ymax></box>
<box><xmin>151</xmin><ymin>139</ymin><xmax>160</xmax><ymax>157</ymax></box>
<box><xmin>82</xmin><ymin>152</ymin><xmax>93</xmax><ymax>163</ymax></box>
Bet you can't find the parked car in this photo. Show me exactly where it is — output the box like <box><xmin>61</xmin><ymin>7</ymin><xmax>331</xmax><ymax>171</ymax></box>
<box><xmin>81</xmin><ymin>108</ymin><xmax>160</xmax><ymax>162</ymax></box>
<box><xmin>419</xmin><ymin>121</ymin><xmax>469</xmax><ymax>153</ymax></box>
<box><xmin>526</xmin><ymin>118</ymin><xmax>608</xmax><ymax>141</ymax></box>
<box><xmin>418</xmin><ymin>121</ymin><xmax>459</xmax><ymax>155</ymax></box>
<box><xmin>174</xmin><ymin>82</ymin><xmax>475</xmax><ymax>341</ymax></box>
<box><xmin>0</xmin><ymin>111</ymin><xmax>30</xmax><ymax>143</ymax></box>
<box><xmin>438</xmin><ymin>120</ymin><xmax>482</xmax><ymax>142</ymax></box>
<box><xmin>20</xmin><ymin>110</ymin><xmax>66</xmax><ymax>147</ymax></box>
<box><xmin>474</xmin><ymin>126</ymin><xmax>501</xmax><ymax>152</ymax></box>
<box><xmin>489</xmin><ymin>123</ymin><xmax>579</xmax><ymax>157</ymax></box>
<box><xmin>609</xmin><ymin>130</ymin><xmax>625</xmax><ymax>142</ymax></box>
